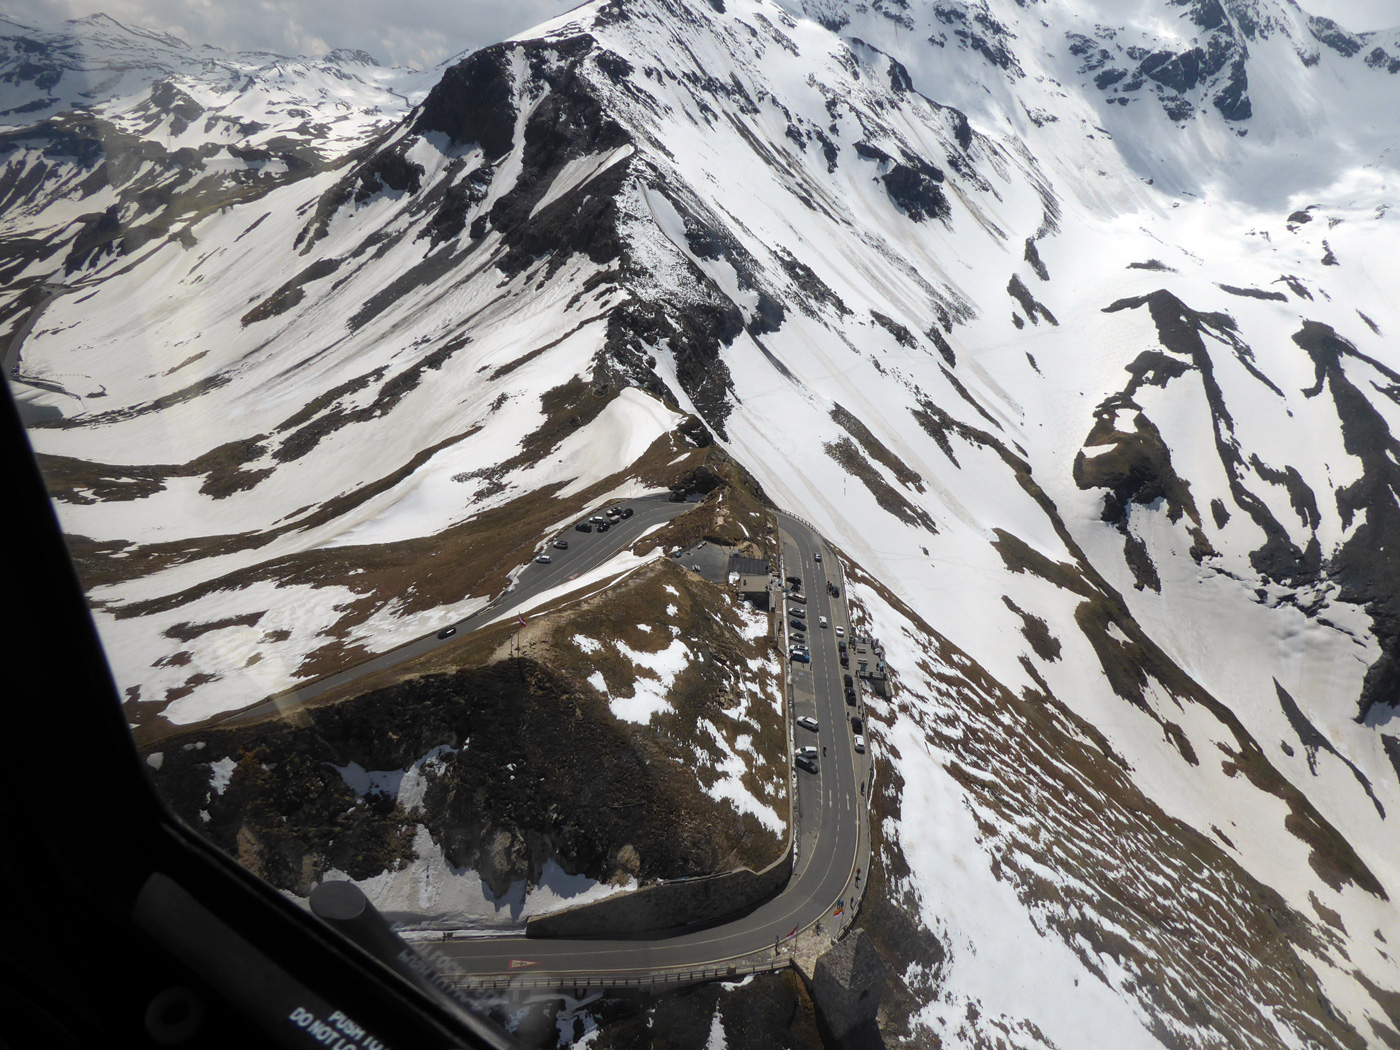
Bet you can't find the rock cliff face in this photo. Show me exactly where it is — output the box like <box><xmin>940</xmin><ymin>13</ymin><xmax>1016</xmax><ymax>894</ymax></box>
<box><xmin>7</xmin><ymin>1</ymin><xmax>1400</xmax><ymax>1046</ymax></box>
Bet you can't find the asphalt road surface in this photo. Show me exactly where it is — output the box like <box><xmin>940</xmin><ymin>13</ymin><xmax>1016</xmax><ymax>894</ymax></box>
<box><xmin>219</xmin><ymin>494</ymin><xmax>691</xmax><ymax>727</ymax></box>
<box><xmin>429</xmin><ymin>511</ymin><xmax>871</xmax><ymax>984</ymax></box>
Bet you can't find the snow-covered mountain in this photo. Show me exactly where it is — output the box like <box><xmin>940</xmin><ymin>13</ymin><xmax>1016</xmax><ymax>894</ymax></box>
<box><xmin>5</xmin><ymin>1</ymin><xmax>1400</xmax><ymax>1046</ymax></box>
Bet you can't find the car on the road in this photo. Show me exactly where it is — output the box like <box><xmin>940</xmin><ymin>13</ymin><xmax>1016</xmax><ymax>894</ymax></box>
<box><xmin>796</xmin><ymin>754</ymin><xmax>818</xmax><ymax>774</ymax></box>
<box><xmin>437</xmin><ymin>626</ymin><xmax>456</xmax><ymax>639</ymax></box>
<box><xmin>575</xmin><ymin>522</ymin><xmax>592</xmax><ymax>532</ymax></box>
<box><xmin>619</xmin><ymin>506</ymin><xmax>633</xmax><ymax>518</ymax></box>
<box><xmin>553</xmin><ymin>539</ymin><xmax>569</xmax><ymax>550</ymax></box>
<box><xmin>796</xmin><ymin>715</ymin><xmax>819</xmax><ymax>732</ymax></box>
<box><xmin>789</xmin><ymin>649</ymin><xmax>810</xmax><ymax>663</ymax></box>
<box><xmin>786</xmin><ymin>575</ymin><xmax>802</xmax><ymax>587</ymax></box>
<box><xmin>814</xmin><ymin>552</ymin><xmax>822</xmax><ymax>562</ymax></box>
<box><xmin>853</xmin><ymin>734</ymin><xmax>866</xmax><ymax>754</ymax></box>
<box><xmin>597</xmin><ymin>521</ymin><xmax>610</xmax><ymax>532</ymax></box>
<box><xmin>535</xmin><ymin>554</ymin><xmax>552</xmax><ymax>564</ymax></box>
<box><xmin>851</xmin><ymin>716</ymin><xmax>864</xmax><ymax>734</ymax></box>
<box><xmin>835</xmin><ymin>625</ymin><xmax>844</xmax><ymax>637</ymax></box>
<box><xmin>819</xmin><ymin>616</ymin><xmax>828</xmax><ymax>628</ymax></box>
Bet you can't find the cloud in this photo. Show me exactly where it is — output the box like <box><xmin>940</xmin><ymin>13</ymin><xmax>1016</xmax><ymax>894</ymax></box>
<box><xmin>0</xmin><ymin>0</ymin><xmax>579</xmax><ymax>67</ymax></box>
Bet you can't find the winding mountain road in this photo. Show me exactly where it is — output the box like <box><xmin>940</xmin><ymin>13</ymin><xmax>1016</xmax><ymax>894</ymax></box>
<box><xmin>425</xmin><ymin>510</ymin><xmax>872</xmax><ymax>989</ymax></box>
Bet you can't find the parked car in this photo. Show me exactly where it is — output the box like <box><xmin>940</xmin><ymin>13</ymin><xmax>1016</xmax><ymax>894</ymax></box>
<box><xmin>589</xmin><ymin>515</ymin><xmax>608</xmax><ymax>524</ymax></box>
<box><xmin>597</xmin><ymin>521</ymin><xmax>610</xmax><ymax>532</ymax></box>
<box><xmin>437</xmin><ymin>626</ymin><xmax>456</xmax><ymax>639</ymax></box>
<box><xmin>788</xmin><ymin>605</ymin><xmax>806</xmax><ymax>618</ymax></box>
<box><xmin>796</xmin><ymin>715</ymin><xmax>819</xmax><ymax>732</ymax></box>
<box><xmin>796</xmin><ymin>745</ymin><xmax>818</xmax><ymax>759</ymax></box>
<box><xmin>845</xmin><ymin>689</ymin><xmax>856</xmax><ymax>707</ymax></box>
<box><xmin>788</xmin><ymin>591</ymin><xmax>806</xmax><ymax>604</ymax></box>
<box><xmin>796</xmin><ymin>754</ymin><xmax>818</xmax><ymax>774</ymax></box>
<box><xmin>620</xmin><ymin>507</ymin><xmax>633</xmax><ymax>518</ymax></box>
<box><xmin>851</xmin><ymin>717</ymin><xmax>864</xmax><ymax>734</ymax></box>
<box><xmin>844</xmin><ymin>674</ymin><xmax>854</xmax><ymax>688</ymax></box>
<box><xmin>535</xmin><ymin>554</ymin><xmax>552</xmax><ymax>564</ymax></box>
<box><xmin>835</xmin><ymin>625</ymin><xmax>844</xmax><ymax>637</ymax></box>
<box><xmin>790</xmin><ymin>649</ymin><xmax>810</xmax><ymax>663</ymax></box>
<box><xmin>553</xmin><ymin>539</ymin><xmax>569</xmax><ymax>550</ymax></box>
<box><xmin>790</xmin><ymin>618</ymin><xmax>807</xmax><ymax>632</ymax></box>
<box><xmin>786</xmin><ymin>575</ymin><xmax>802</xmax><ymax>587</ymax></box>
<box><xmin>853</xmin><ymin>734</ymin><xmax>866</xmax><ymax>754</ymax></box>
<box><xmin>575</xmin><ymin>522</ymin><xmax>592</xmax><ymax>532</ymax></box>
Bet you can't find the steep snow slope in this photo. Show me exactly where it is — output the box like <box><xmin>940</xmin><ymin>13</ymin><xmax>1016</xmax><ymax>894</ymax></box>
<box><xmin>7</xmin><ymin>1</ymin><xmax>1400</xmax><ymax>1046</ymax></box>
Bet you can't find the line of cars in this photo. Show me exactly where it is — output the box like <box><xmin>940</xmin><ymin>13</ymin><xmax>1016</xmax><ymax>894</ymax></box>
<box><xmin>535</xmin><ymin>503</ymin><xmax>637</xmax><ymax>563</ymax></box>
<box><xmin>785</xmin><ymin>552</ymin><xmax>868</xmax><ymax>775</ymax></box>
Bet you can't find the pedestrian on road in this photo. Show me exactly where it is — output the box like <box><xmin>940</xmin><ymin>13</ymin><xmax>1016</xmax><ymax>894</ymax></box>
<box><xmin>822</xmin><ymin>745</ymin><xmax>827</xmax><ymax>756</ymax></box>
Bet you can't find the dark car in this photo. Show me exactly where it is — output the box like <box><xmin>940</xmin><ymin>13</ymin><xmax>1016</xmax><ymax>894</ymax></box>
<box><xmin>553</xmin><ymin>539</ymin><xmax>569</xmax><ymax>550</ymax></box>
<box><xmin>597</xmin><ymin>520</ymin><xmax>610</xmax><ymax>532</ymax></box>
<box><xmin>786</xmin><ymin>575</ymin><xmax>802</xmax><ymax>587</ymax></box>
<box><xmin>845</xmin><ymin>689</ymin><xmax>856</xmax><ymax>707</ymax></box>
<box><xmin>851</xmin><ymin>716</ymin><xmax>864</xmax><ymax>735</ymax></box>
<box><xmin>620</xmin><ymin>507</ymin><xmax>634</xmax><ymax>518</ymax></box>
<box><xmin>796</xmin><ymin>754</ymin><xmax>818</xmax><ymax>774</ymax></box>
<box><xmin>790</xmin><ymin>618</ymin><xmax>807</xmax><ymax>632</ymax></box>
<box><xmin>575</xmin><ymin>522</ymin><xmax>592</xmax><ymax>532</ymax></box>
<box><xmin>437</xmin><ymin>626</ymin><xmax>456</xmax><ymax>639</ymax></box>
<box><xmin>844</xmin><ymin>674</ymin><xmax>854</xmax><ymax>688</ymax></box>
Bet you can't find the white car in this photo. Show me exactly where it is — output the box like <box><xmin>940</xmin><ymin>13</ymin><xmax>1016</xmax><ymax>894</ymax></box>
<box><xmin>814</xmin><ymin>552</ymin><xmax>822</xmax><ymax>562</ymax></box>
<box><xmin>835</xmin><ymin>625</ymin><xmax>845</xmax><ymax>637</ymax></box>
<box><xmin>796</xmin><ymin>745</ymin><xmax>818</xmax><ymax>759</ymax></box>
<box><xmin>819</xmin><ymin>616</ymin><xmax>828</xmax><ymax>628</ymax></box>
<box><xmin>535</xmin><ymin>554</ymin><xmax>552</xmax><ymax>564</ymax></box>
<box><xmin>796</xmin><ymin>715</ymin><xmax>819</xmax><ymax>732</ymax></box>
<box><xmin>853</xmin><ymin>734</ymin><xmax>866</xmax><ymax>754</ymax></box>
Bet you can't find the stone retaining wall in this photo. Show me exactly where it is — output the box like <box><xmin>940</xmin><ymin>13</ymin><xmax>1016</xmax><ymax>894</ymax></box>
<box><xmin>524</xmin><ymin>849</ymin><xmax>793</xmax><ymax>938</ymax></box>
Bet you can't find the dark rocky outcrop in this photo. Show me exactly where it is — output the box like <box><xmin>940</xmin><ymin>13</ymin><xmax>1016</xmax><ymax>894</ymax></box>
<box><xmin>412</xmin><ymin>43</ymin><xmax>519</xmax><ymax>160</ymax></box>
<box><xmin>811</xmin><ymin>930</ymin><xmax>887</xmax><ymax>1046</ymax></box>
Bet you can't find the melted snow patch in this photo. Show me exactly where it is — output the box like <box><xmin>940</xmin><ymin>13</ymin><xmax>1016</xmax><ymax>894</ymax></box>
<box><xmin>319</xmin><ymin>826</ymin><xmax>636</xmax><ymax>932</ymax></box>
<box><xmin>610</xmin><ymin>636</ymin><xmax>691</xmax><ymax>723</ymax></box>
<box><xmin>700</xmin><ymin>722</ymin><xmax>784</xmax><ymax>835</ymax></box>
<box><xmin>574</xmin><ymin>634</ymin><xmax>602</xmax><ymax>654</ymax></box>
<box><xmin>333</xmin><ymin>744</ymin><xmax>457</xmax><ymax>816</ymax></box>
<box><xmin>209</xmin><ymin>755</ymin><xmax>236</xmax><ymax>795</ymax></box>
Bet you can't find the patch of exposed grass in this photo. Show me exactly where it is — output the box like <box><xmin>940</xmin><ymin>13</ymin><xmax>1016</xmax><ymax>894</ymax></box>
<box><xmin>824</xmin><ymin>437</ymin><xmax>937</xmax><ymax>533</ymax></box>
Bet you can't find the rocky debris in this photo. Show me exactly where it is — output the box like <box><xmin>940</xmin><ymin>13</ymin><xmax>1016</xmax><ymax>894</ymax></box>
<box><xmin>811</xmin><ymin>930</ymin><xmax>887</xmax><ymax>1046</ymax></box>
